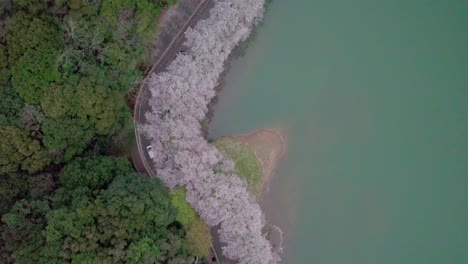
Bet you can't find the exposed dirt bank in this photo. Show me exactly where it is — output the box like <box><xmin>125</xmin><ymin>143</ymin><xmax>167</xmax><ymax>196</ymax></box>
<box><xmin>225</xmin><ymin>128</ymin><xmax>288</xmax><ymax>256</ymax></box>
<box><xmin>227</xmin><ymin>128</ymin><xmax>287</xmax><ymax>193</ymax></box>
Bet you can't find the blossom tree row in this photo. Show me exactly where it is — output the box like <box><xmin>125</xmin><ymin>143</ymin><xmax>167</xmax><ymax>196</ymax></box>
<box><xmin>141</xmin><ymin>0</ymin><xmax>279</xmax><ymax>263</ymax></box>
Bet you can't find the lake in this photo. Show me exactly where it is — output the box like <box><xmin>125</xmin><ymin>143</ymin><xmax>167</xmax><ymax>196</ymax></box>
<box><xmin>208</xmin><ymin>0</ymin><xmax>467</xmax><ymax>263</ymax></box>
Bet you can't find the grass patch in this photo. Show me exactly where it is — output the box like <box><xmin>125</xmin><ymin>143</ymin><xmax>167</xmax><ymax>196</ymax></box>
<box><xmin>186</xmin><ymin>217</ymin><xmax>212</xmax><ymax>259</ymax></box>
<box><xmin>214</xmin><ymin>137</ymin><xmax>263</xmax><ymax>197</ymax></box>
<box><xmin>171</xmin><ymin>187</ymin><xmax>212</xmax><ymax>259</ymax></box>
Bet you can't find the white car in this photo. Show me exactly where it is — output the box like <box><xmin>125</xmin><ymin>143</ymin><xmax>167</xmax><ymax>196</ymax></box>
<box><xmin>174</xmin><ymin>49</ymin><xmax>187</xmax><ymax>59</ymax></box>
<box><xmin>146</xmin><ymin>145</ymin><xmax>156</xmax><ymax>159</ymax></box>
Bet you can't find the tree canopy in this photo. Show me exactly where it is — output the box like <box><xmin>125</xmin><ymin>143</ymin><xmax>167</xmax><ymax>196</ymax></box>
<box><xmin>43</xmin><ymin>175</ymin><xmax>190</xmax><ymax>263</ymax></box>
<box><xmin>0</xmin><ymin>2</ymin><xmax>201</xmax><ymax>263</ymax></box>
<box><xmin>0</xmin><ymin>84</ymin><xmax>23</xmax><ymax>126</ymax></box>
<box><xmin>1</xmin><ymin>157</ymin><xmax>194</xmax><ymax>263</ymax></box>
<box><xmin>0</xmin><ymin>126</ymin><xmax>51</xmax><ymax>174</ymax></box>
<box><xmin>0</xmin><ymin>0</ymin><xmax>171</xmax><ymax>167</ymax></box>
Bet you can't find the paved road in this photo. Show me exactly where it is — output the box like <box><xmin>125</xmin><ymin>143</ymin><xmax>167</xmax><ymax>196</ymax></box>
<box><xmin>134</xmin><ymin>0</ymin><xmax>212</xmax><ymax>178</ymax></box>
<box><xmin>133</xmin><ymin>1</ymin><xmax>227</xmax><ymax>262</ymax></box>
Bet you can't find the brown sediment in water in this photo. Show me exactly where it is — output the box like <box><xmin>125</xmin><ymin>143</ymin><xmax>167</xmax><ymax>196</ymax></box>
<box><xmin>227</xmin><ymin>127</ymin><xmax>287</xmax><ymax>193</ymax></box>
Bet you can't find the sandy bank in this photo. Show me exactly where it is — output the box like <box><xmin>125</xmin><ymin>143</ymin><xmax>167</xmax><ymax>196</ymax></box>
<box><xmin>223</xmin><ymin>128</ymin><xmax>287</xmax><ymax>255</ymax></box>
<box><xmin>227</xmin><ymin>128</ymin><xmax>287</xmax><ymax>192</ymax></box>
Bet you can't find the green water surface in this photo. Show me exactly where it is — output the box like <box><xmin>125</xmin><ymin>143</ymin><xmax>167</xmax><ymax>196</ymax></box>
<box><xmin>208</xmin><ymin>0</ymin><xmax>467</xmax><ymax>263</ymax></box>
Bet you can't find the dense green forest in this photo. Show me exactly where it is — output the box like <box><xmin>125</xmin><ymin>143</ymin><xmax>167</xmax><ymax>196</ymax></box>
<box><xmin>0</xmin><ymin>1</ymin><xmax>209</xmax><ymax>263</ymax></box>
<box><xmin>0</xmin><ymin>0</ymin><xmax>176</xmax><ymax>169</ymax></box>
<box><xmin>1</xmin><ymin>157</ymin><xmax>192</xmax><ymax>263</ymax></box>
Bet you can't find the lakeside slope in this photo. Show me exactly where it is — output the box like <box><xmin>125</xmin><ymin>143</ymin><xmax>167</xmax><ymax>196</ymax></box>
<box><xmin>217</xmin><ymin>128</ymin><xmax>287</xmax><ymax>197</ymax></box>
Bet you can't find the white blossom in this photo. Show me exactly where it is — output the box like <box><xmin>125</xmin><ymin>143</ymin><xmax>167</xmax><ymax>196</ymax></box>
<box><xmin>141</xmin><ymin>0</ymin><xmax>279</xmax><ymax>263</ymax></box>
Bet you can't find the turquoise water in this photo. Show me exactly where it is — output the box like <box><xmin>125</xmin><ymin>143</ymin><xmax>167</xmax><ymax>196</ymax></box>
<box><xmin>208</xmin><ymin>0</ymin><xmax>467</xmax><ymax>263</ymax></box>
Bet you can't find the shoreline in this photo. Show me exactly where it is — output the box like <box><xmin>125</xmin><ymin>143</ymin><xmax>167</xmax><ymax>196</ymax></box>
<box><xmin>136</xmin><ymin>0</ymin><xmax>277</xmax><ymax>261</ymax></box>
<box><xmin>222</xmin><ymin>127</ymin><xmax>288</xmax><ymax>255</ymax></box>
<box><xmin>225</xmin><ymin>127</ymin><xmax>287</xmax><ymax>195</ymax></box>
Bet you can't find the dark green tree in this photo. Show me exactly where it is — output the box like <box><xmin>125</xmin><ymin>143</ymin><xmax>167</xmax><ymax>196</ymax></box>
<box><xmin>41</xmin><ymin>81</ymin><xmax>78</xmax><ymax>119</ymax></box>
<box><xmin>6</xmin><ymin>13</ymin><xmax>62</xmax><ymax>63</ymax></box>
<box><xmin>1</xmin><ymin>198</ymin><xmax>51</xmax><ymax>263</ymax></box>
<box><xmin>0</xmin><ymin>43</ymin><xmax>10</xmax><ymax>82</ymax></box>
<box><xmin>1</xmin><ymin>0</ymin><xmax>189</xmax><ymax>261</ymax></box>
<box><xmin>41</xmin><ymin>158</ymin><xmax>192</xmax><ymax>263</ymax></box>
<box><xmin>0</xmin><ymin>173</ymin><xmax>56</xmax><ymax>217</ymax></box>
<box><xmin>0</xmin><ymin>173</ymin><xmax>28</xmax><ymax>216</ymax></box>
<box><xmin>6</xmin><ymin>13</ymin><xmax>62</xmax><ymax>104</ymax></box>
<box><xmin>60</xmin><ymin>156</ymin><xmax>132</xmax><ymax>190</ymax></box>
<box><xmin>0</xmin><ymin>83</ymin><xmax>23</xmax><ymax>126</ymax></box>
<box><xmin>0</xmin><ymin>172</ymin><xmax>57</xmax><ymax>263</ymax></box>
<box><xmin>41</xmin><ymin>117</ymin><xmax>94</xmax><ymax>162</ymax></box>
<box><xmin>12</xmin><ymin>0</ymin><xmax>54</xmax><ymax>14</ymax></box>
<box><xmin>2</xmin><ymin>157</ymin><xmax>192</xmax><ymax>263</ymax></box>
<box><xmin>75</xmin><ymin>74</ymin><xmax>127</xmax><ymax>135</ymax></box>
<box><xmin>0</xmin><ymin>126</ymin><xmax>51</xmax><ymax>174</ymax></box>
<box><xmin>11</xmin><ymin>47</ymin><xmax>62</xmax><ymax>104</ymax></box>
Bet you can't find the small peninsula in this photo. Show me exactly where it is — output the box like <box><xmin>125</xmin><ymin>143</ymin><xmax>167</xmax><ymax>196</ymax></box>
<box><xmin>215</xmin><ymin>128</ymin><xmax>287</xmax><ymax>198</ymax></box>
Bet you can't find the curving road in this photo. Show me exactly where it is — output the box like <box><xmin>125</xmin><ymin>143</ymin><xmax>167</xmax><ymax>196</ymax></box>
<box><xmin>133</xmin><ymin>1</ymin><xmax>226</xmax><ymax>262</ymax></box>
<box><xmin>133</xmin><ymin>0</ymin><xmax>212</xmax><ymax>178</ymax></box>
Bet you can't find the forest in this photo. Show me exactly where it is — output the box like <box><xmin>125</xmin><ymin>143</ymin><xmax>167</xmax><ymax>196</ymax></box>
<box><xmin>0</xmin><ymin>0</ymin><xmax>278</xmax><ymax>263</ymax></box>
<box><xmin>0</xmin><ymin>0</ymin><xmax>209</xmax><ymax>263</ymax></box>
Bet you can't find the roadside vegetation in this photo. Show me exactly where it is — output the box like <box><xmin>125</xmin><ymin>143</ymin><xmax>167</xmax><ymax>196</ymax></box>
<box><xmin>171</xmin><ymin>187</ymin><xmax>213</xmax><ymax>260</ymax></box>
<box><xmin>139</xmin><ymin>0</ymin><xmax>278</xmax><ymax>262</ymax></box>
<box><xmin>0</xmin><ymin>1</ymin><xmax>212</xmax><ymax>263</ymax></box>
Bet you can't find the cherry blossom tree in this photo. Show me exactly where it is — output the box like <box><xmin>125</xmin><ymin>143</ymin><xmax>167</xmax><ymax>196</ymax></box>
<box><xmin>141</xmin><ymin>1</ymin><xmax>280</xmax><ymax>263</ymax></box>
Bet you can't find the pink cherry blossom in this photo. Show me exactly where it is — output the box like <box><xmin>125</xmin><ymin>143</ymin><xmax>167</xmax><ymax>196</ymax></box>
<box><xmin>141</xmin><ymin>1</ymin><xmax>279</xmax><ymax>263</ymax></box>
